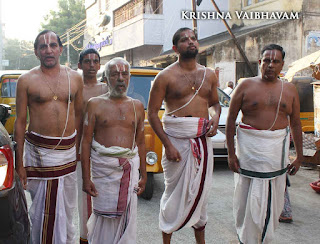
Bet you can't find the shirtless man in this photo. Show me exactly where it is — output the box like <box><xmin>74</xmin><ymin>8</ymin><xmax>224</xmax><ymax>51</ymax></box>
<box><xmin>78</xmin><ymin>48</ymin><xmax>108</xmax><ymax>110</ymax></box>
<box><xmin>14</xmin><ymin>30</ymin><xmax>83</xmax><ymax>243</ymax></box>
<box><xmin>77</xmin><ymin>48</ymin><xmax>108</xmax><ymax>243</ymax></box>
<box><xmin>226</xmin><ymin>44</ymin><xmax>302</xmax><ymax>243</ymax></box>
<box><xmin>81</xmin><ymin>57</ymin><xmax>147</xmax><ymax>244</ymax></box>
<box><xmin>148</xmin><ymin>27</ymin><xmax>221</xmax><ymax>244</ymax></box>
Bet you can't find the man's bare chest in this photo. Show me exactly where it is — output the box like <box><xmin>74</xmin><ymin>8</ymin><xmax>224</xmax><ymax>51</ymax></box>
<box><xmin>28</xmin><ymin>83</ymin><xmax>75</xmax><ymax>104</ymax></box>
<box><xmin>243</xmin><ymin>90</ymin><xmax>291</xmax><ymax>112</ymax></box>
<box><xmin>96</xmin><ymin>104</ymin><xmax>136</xmax><ymax>128</ymax></box>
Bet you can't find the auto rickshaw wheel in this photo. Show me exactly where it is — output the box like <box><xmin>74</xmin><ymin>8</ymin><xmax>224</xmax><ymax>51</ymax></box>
<box><xmin>141</xmin><ymin>172</ymin><xmax>154</xmax><ymax>200</ymax></box>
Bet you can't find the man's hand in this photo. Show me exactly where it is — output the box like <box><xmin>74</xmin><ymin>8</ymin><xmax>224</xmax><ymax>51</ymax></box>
<box><xmin>165</xmin><ymin>144</ymin><xmax>182</xmax><ymax>162</ymax></box>
<box><xmin>228</xmin><ymin>154</ymin><xmax>240</xmax><ymax>173</ymax></box>
<box><xmin>83</xmin><ymin>179</ymin><xmax>98</xmax><ymax>197</ymax></box>
<box><xmin>206</xmin><ymin>114</ymin><xmax>219</xmax><ymax>137</ymax></box>
<box><xmin>287</xmin><ymin>158</ymin><xmax>301</xmax><ymax>175</ymax></box>
<box><xmin>16</xmin><ymin>166</ymin><xmax>27</xmax><ymax>190</ymax></box>
<box><xmin>136</xmin><ymin>175</ymin><xmax>147</xmax><ymax>196</ymax></box>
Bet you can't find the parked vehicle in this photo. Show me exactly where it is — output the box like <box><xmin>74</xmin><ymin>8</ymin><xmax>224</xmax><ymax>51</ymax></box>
<box><xmin>211</xmin><ymin>88</ymin><xmax>242</xmax><ymax>160</ymax></box>
<box><xmin>0</xmin><ymin>104</ymin><xmax>30</xmax><ymax>243</ymax></box>
<box><xmin>290</xmin><ymin>76</ymin><xmax>315</xmax><ymax>132</ymax></box>
<box><xmin>0</xmin><ymin>71</ymin><xmax>28</xmax><ymax>135</ymax></box>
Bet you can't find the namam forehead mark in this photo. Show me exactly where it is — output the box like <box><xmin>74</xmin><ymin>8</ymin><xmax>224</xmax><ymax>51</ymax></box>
<box><xmin>180</xmin><ymin>31</ymin><xmax>196</xmax><ymax>41</ymax></box>
<box><xmin>264</xmin><ymin>50</ymin><xmax>282</xmax><ymax>63</ymax></box>
<box><xmin>87</xmin><ymin>54</ymin><xmax>98</xmax><ymax>61</ymax></box>
<box><xmin>42</xmin><ymin>32</ymin><xmax>56</xmax><ymax>46</ymax></box>
<box><xmin>115</xmin><ymin>63</ymin><xmax>127</xmax><ymax>72</ymax></box>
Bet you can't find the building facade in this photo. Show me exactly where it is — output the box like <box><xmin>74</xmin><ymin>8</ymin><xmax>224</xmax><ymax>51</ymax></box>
<box><xmin>206</xmin><ymin>0</ymin><xmax>320</xmax><ymax>88</ymax></box>
<box><xmin>84</xmin><ymin>0</ymin><xmax>320</xmax><ymax>89</ymax></box>
<box><xmin>83</xmin><ymin>0</ymin><xmax>228</xmax><ymax>66</ymax></box>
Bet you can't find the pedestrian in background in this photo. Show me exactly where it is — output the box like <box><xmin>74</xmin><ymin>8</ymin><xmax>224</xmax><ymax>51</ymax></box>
<box><xmin>223</xmin><ymin>81</ymin><xmax>234</xmax><ymax>95</ymax></box>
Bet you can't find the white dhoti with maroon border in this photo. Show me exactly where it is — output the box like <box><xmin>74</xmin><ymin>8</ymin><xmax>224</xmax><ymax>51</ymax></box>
<box><xmin>159</xmin><ymin>115</ymin><xmax>213</xmax><ymax>234</ymax></box>
<box><xmin>24</xmin><ymin>131</ymin><xmax>77</xmax><ymax>244</ymax></box>
<box><xmin>234</xmin><ymin>123</ymin><xmax>289</xmax><ymax>244</ymax></box>
<box><xmin>87</xmin><ymin>140</ymin><xmax>140</xmax><ymax>244</ymax></box>
<box><xmin>77</xmin><ymin>161</ymin><xmax>92</xmax><ymax>244</ymax></box>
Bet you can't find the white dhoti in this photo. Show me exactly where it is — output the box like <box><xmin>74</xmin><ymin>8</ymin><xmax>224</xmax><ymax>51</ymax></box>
<box><xmin>77</xmin><ymin>162</ymin><xmax>92</xmax><ymax>244</ymax></box>
<box><xmin>87</xmin><ymin>140</ymin><xmax>140</xmax><ymax>244</ymax></box>
<box><xmin>234</xmin><ymin>123</ymin><xmax>289</xmax><ymax>244</ymax></box>
<box><xmin>24</xmin><ymin>131</ymin><xmax>77</xmax><ymax>244</ymax></box>
<box><xmin>159</xmin><ymin>115</ymin><xmax>213</xmax><ymax>233</ymax></box>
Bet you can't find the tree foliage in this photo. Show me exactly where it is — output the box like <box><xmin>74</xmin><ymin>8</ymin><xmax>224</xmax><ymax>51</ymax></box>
<box><xmin>40</xmin><ymin>0</ymin><xmax>86</xmax><ymax>68</ymax></box>
<box><xmin>3</xmin><ymin>39</ymin><xmax>38</xmax><ymax>70</ymax></box>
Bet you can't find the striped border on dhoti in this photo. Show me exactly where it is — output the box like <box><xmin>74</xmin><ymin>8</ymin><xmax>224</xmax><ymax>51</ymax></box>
<box><xmin>25</xmin><ymin>131</ymin><xmax>76</xmax><ymax>150</ymax></box>
<box><xmin>178</xmin><ymin>135</ymin><xmax>208</xmax><ymax>230</ymax></box>
<box><xmin>26</xmin><ymin>160</ymin><xmax>77</xmax><ymax>178</ymax></box>
<box><xmin>93</xmin><ymin>158</ymin><xmax>132</xmax><ymax>218</ymax></box>
<box><xmin>42</xmin><ymin>179</ymin><xmax>59</xmax><ymax>244</ymax></box>
<box><xmin>196</xmin><ymin>118</ymin><xmax>208</xmax><ymax>137</ymax></box>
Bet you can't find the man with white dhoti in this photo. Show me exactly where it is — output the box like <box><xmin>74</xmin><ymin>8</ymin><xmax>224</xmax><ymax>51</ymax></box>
<box><xmin>77</xmin><ymin>48</ymin><xmax>108</xmax><ymax>244</ymax></box>
<box><xmin>14</xmin><ymin>30</ymin><xmax>83</xmax><ymax>243</ymax></box>
<box><xmin>226</xmin><ymin>44</ymin><xmax>303</xmax><ymax>243</ymax></box>
<box><xmin>81</xmin><ymin>57</ymin><xmax>147</xmax><ymax>244</ymax></box>
<box><xmin>148</xmin><ymin>27</ymin><xmax>221</xmax><ymax>244</ymax></box>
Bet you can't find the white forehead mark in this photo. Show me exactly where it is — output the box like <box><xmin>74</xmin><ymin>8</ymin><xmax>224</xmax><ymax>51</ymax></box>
<box><xmin>43</xmin><ymin>34</ymin><xmax>48</xmax><ymax>45</ymax></box>
<box><xmin>88</xmin><ymin>54</ymin><xmax>95</xmax><ymax>60</ymax></box>
<box><xmin>43</xmin><ymin>33</ymin><xmax>55</xmax><ymax>46</ymax></box>
<box><xmin>272</xmin><ymin>50</ymin><xmax>276</xmax><ymax>62</ymax></box>
<box><xmin>115</xmin><ymin>64</ymin><xmax>126</xmax><ymax>72</ymax></box>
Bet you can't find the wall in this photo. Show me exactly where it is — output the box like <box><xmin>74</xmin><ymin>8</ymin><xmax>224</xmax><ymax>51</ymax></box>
<box><xmin>113</xmin><ymin>14</ymin><xmax>164</xmax><ymax>53</ymax></box>
<box><xmin>209</xmin><ymin>19</ymin><xmax>304</xmax><ymax>81</ymax></box>
<box><xmin>229</xmin><ymin>0</ymin><xmax>304</xmax><ymax>28</ymax></box>
<box><xmin>215</xmin><ymin>61</ymin><xmax>236</xmax><ymax>88</ymax></box>
<box><xmin>161</xmin><ymin>0</ymin><xmax>228</xmax><ymax>52</ymax></box>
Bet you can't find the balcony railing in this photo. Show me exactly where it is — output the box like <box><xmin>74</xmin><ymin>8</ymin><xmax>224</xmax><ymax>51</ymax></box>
<box><xmin>114</xmin><ymin>0</ymin><xmax>162</xmax><ymax>27</ymax></box>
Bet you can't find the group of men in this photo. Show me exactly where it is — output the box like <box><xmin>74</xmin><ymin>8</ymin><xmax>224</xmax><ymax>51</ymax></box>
<box><xmin>13</xmin><ymin>27</ymin><xmax>302</xmax><ymax>244</ymax></box>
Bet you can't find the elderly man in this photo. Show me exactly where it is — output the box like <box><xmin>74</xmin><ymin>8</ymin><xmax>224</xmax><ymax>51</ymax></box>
<box><xmin>226</xmin><ymin>44</ymin><xmax>302</xmax><ymax>243</ymax></box>
<box><xmin>81</xmin><ymin>57</ymin><xmax>147</xmax><ymax>243</ymax></box>
<box><xmin>148</xmin><ymin>27</ymin><xmax>221</xmax><ymax>244</ymax></box>
<box><xmin>77</xmin><ymin>48</ymin><xmax>108</xmax><ymax>244</ymax></box>
<box><xmin>223</xmin><ymin>81</ymin><xmax>234</xmax><ymax>95</ymax></box>
<box><xmin>14</xmin><ymin>30</ymin><xmax>83</xmax><ymax>243</ymax></box>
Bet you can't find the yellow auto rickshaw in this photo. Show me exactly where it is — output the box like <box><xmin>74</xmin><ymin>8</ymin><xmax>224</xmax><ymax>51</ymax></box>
<box><xmin>0</xmin><ymin>70</ymin><xmax>28</xmax><ymax>135</ymax></box>
<box><xmin>291</xmin><ymin>76</ymin><xmax>315</xmax><ymax>132</ymax></box>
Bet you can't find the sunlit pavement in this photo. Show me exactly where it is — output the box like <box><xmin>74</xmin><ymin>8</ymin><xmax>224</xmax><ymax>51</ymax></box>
<box><xmin>25</xmin><ymin>157</ymin><xmax>320</xmax><ymax>244</ymax></box>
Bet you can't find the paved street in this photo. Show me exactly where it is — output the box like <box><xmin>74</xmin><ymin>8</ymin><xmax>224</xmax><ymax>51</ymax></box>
<box><xmin>26</xmin><ymin>160</ymin><xmax>320</xmax><ymax>244</ymax></box>
<box><xmin>137</xmin><ymin>161</ymin><xmax>320</xmax><ymax>244</ymax></box>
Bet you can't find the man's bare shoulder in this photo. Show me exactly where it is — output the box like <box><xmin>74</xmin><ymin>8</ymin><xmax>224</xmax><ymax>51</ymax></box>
<box><xmin>64</xmin><ymin>66</ymin><xmax>82</xmax><ymax>80</ymax></box>
<box><xmin>88</xmin><ymin>95</ymin><xmax>108</xmax><ymax>105</ymax></box>
<box><xmin>132</xmin><ymin>98</ymin><xmax>145</xmax><ymax>111</ymax></box>
<box><xmin>154</xmin><ymin>62</ymin><xmax>177</xmax><ymax>82</ymax></box>
<box><xmin>17</xmin><ymin>67</ymin><xmax>41</xmax><ymax>85</ymax></box>
<box><xmin>283</xmin><ymin>79</ymin><xmax>298</xmax><ymax>93</ymax></box>
<box><xmin>237</xmin><ymin>76</ymin><xmax>261</xmax><ymax>88</ymax></box>
<box><xmin>205</xmin><ymin>67</ymin><xmax>218</xmax><ymax>82</ymax></box>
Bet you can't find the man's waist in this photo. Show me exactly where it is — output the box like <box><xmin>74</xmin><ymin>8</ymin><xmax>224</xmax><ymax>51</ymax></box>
<box><xmin>25</xmin><ymin>130</ymin><xmax>76</xmax><ymax>150</ymax></box>
<box><xmin>241</xmin><ymin>117</ymin><xmax>289</xmax><ymax>130</ymax></box>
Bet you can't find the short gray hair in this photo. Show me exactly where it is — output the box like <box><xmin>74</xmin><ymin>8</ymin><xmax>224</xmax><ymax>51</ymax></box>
<box><xmin>104</xmin><ymin>57</ymin><xmax>131</xmax><ymax>82</ymax></box>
